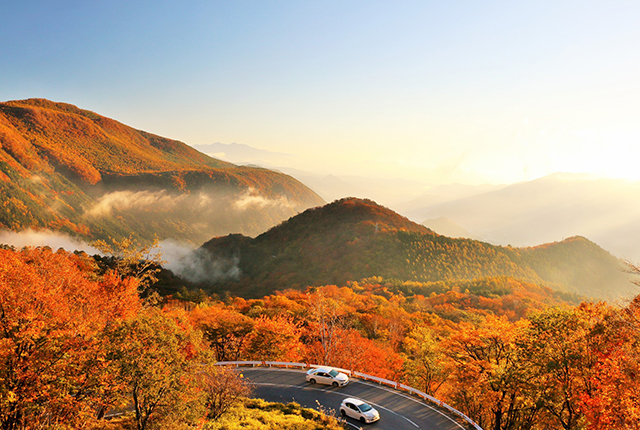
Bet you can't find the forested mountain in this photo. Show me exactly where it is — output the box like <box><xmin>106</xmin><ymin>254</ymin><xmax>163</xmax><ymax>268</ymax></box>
<box><xmin>0</xmin><ymin>98</ymin><xmax>323</xmax><ymax>243</ymax></box>
<box><xmin>4</xmin><ymin>243</ymin><xmax>640</xmax><ymax>430</ymax></box>
<box><xmin>198</xmin><ymin>198</ymin><xmax>636</xmax><ymax>301</ymax></box>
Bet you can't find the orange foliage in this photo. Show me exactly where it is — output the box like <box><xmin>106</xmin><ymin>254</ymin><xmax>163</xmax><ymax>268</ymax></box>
<box><xmin>320</xmin><ymin>329</ymin><xmax>403</xmax><ymax>380</ymax></box>
<box><xmin>190</xmin><ymin>304</ymin><xmax>254</xmax><ymax>362</ymax></box>
<box><xmin>579</xmin><ymin>299</ymin><xmax>640</xmax><ymax>429</ymax></box>
<box><xmin>581</xmin><ymin>347</ymin><xmax>640</xmax><ymax>429</ymax></box>
<box><xmin>104</xmin><ymin>307</ymin><xmax>208</xmax><ymax>429</ymax></box>
<box><xmin>440</xmin><ymin>316</ymin><xmax>541</xmax><ymax>430</ymax></box>
<box><xmin>0</xmin><ymin>98</ymin><xmax>323</xmax><ymax>245</ymax></box>
<box><xmin>245</xmin><ymin>315</ymin><xmax>303</xmax><ymax>362</ymax></box>
<box><xmin>0</xmin><ymin>247</ymin><xmax>140</xmax><ymax>428</ymax></box>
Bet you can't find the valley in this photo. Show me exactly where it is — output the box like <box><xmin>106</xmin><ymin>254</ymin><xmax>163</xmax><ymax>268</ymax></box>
<box><xmin>1</xmin><ymin>99</ymin><xmax>639</xmax><ymax>430</ymax></box>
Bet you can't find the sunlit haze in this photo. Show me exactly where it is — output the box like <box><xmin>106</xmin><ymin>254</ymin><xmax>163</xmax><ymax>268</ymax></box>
<box><xmin>2</xmin><ymin>1</ymin><xmax>639</xmax><ymax>185</ymax></box>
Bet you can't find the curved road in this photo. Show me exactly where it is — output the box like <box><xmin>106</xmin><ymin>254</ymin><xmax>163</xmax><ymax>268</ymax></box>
<box><xmin>242</xmin><ymin>367</ymin><xmax>471</xmax><ymax>430</ymax></box>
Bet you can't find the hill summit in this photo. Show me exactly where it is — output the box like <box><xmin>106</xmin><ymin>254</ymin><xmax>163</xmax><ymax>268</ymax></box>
<box><xmin>197</xmin><ymin>198</ymin><xmax>636</xmax><ymax>300</ymax></box>
<box><xmin>0</xmin><ymin>98</ymin><xmax>323</xmax><ymax>243</ymax></box>
<box><xmin>256</xmin><ymin>197</ymin><xmax>433</xmax><ymax>241</ymax></box>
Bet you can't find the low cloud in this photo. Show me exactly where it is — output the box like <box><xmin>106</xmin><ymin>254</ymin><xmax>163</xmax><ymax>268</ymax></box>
<box><xmin>159</xmin><ymin>240</ymin><xmax>240</xmax><ymax>284</ymax></box>
<box><xmin>233</xmin><ymin>188</ymin><xmax>294</xmax><ymax>211</ymax></box>
<box><xmin>86</xmin><ymin>188</ymin><xmax>293</xmax><ymax>219</ymax></box>
<box><xmin>85</xmin><ymin>190</ymin><xmax>180</xmax><ymax>217</ymax></box>
<box><xmin>0</xmin><ymin>232</ymin><xmax>241</xmax><ymax>284</ymax></box>
<box><xmin>0</xmin><ymin>229</ymin><xmax>100</xmax><ymax>253</ymax></box>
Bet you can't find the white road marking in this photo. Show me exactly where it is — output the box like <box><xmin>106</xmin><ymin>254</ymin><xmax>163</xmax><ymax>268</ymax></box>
<box><xmin>352</xmin><ymin>379</ymin><xmax>466</xmax><ymax>430</ymax></box>
<box><xmin>252</xmin><ymin>382</ymin><xmax>419</xmax><ymax>428</ymax></box>
<box><xmin>247</xmin><ymin>368</ymin><xmax>468</xmax><ymax>430</ymax></box>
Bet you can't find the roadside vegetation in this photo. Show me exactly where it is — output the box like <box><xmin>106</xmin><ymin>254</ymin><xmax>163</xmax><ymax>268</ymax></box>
<box><xmin>86</xmin><ymin>399</ymin><xmax>343</xmax><ymax>430</ymax></box>
<box><xmin>203</xmin><ymin>399</ymin><xmax>343</xmax><ymax>430</ymax></box>
<box><xmin>1</xmin><ymin>244</ymin><xmax>639</xmax><ymax>429</ymax></box>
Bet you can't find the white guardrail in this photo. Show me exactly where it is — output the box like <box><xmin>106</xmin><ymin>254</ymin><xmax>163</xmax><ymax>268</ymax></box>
<box><xmin>215</xmin><ymin>360</ymin><xmax>483</xmax><ymax>430</ymax></box>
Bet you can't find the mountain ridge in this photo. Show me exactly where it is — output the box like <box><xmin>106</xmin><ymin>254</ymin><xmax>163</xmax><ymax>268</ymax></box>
<box><xmin>197</xmin><ymin>197</ymin><xmax>635</xmax><ymax>301</ymax></box>
<box><xmin>416</xmin><ymin>174</ymin><xmax>640</xmax><ymax>261</ymax></box>
<box><xmin>0</xmin><ymin>98</ymin><xmax>324</xmax><ymax>243</ymax></box>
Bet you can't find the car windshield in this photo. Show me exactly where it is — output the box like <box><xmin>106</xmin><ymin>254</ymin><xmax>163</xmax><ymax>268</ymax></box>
<box><xmin>329</xmin><ymin>369</ymin><xmax>339</xmax><ymax>377</ymax></box>
<box><xmin>359</xmin><ymin>403</ymin><xmax>373</xmax><ymax>412</ymax></box>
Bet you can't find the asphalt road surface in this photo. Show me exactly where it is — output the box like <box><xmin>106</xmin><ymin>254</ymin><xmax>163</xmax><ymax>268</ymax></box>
<box><xmin>241</xmin><ymin>367</ymin><xmax>471</xmax><ymax>430</ymax></box>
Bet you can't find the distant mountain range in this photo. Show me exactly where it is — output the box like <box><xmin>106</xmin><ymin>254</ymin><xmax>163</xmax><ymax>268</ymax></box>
<box><xmin>415</xmin><ymin>174</ymin><xmax>640</xmax><ymax>263</ymax></box>
<box><xmin>192</xmin><ymin>142</ymin><xmax>433</xmax><ymax>206</ymax></box>
<box><xmin>0</xmin><ymin>99</ymin><xmax>323</xmax><ymax>244</ymax></box>
<box><xmin>421</xmin><ymin>217</ymin><xmax>473</xmax><ymax>239</ymax></box>
<box><xmin>396</xmin><ymin>182</ymin><xmax>507</xmax><ymax>219</ymax></box>
<box><xmin>194</xmin><ymin>198</ymin><xmax>636</xmax><ymax>301</ymax></box>
<box><xmin>190</xmin><ymin>142</ymin><xmax>295</xmax><ymax>166</ymax></box>
<box><xmin>186</xmin><ymin>142</ymin><xmax>640</xmax><ymax>265</ymax></box>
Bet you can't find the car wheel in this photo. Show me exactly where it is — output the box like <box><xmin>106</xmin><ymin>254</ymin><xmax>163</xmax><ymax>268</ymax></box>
<box><xmin>309</xmin><ymin>378</ymin><xmax>316</xmax><ymax>384</ymax></box>
<box><xmin>360</xmin><ymin>417</ymin><xmax>366</xmax><ymax>423</ymax></box>
<box><xmin>340</xmin><ymin>410</ymin><xmax>346</xmax><ymax>417</ymax></box>
<box><xmin>332</xmin><ymin>381</ymin><xmax>339</xmax><ymax>387</ymax></box>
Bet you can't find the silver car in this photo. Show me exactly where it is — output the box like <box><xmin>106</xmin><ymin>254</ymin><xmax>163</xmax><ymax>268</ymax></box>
<box><xmin>305</xmin><ymin>367</ymin><xmax>349</xmax><ymax>387</ymax></box>
<box><xmin>340</xmin><ymin>398</ymin><xmax>380</xmax><ymax>424</ymax></box>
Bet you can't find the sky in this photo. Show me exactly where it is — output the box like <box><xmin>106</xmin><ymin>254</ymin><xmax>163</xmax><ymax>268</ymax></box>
<box><xmin>2</xmin><ymin>1</ymin><xmax>639</xmax><ymax>185</ymax></box>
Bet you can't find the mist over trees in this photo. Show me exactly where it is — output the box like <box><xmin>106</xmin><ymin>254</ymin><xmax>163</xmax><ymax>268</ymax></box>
<box><xmin>0</xmin><ymin>99</ymin><xmax>324</xmax><ymax>245</ymax></box>
<box><xmin>1</xmin><ymin>243</ymin><xmax>639</xmax><ymax>429</ymax></box>
<box><xmin>194</xmin><ymin>198</ymin><xmax>635</xmax><ymax>302</ymax></box>
<box><xmin>2</xmin><ymin>100</ymin><xmax>639</xmax><ymax>430</ymax></box>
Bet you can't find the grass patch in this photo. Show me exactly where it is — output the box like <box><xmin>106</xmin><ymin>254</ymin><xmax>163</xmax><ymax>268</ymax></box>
<box><xmin>204</xmin><ymin>398</ymin><xmax>344</xmax><ymax>430</ymax></box>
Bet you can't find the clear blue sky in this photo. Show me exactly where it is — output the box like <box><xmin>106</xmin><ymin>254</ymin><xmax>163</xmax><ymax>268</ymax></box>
<box><xmin>2</xmin><ymin>1</ymin><xmax>639</xmax><ymax>184</ymax></box>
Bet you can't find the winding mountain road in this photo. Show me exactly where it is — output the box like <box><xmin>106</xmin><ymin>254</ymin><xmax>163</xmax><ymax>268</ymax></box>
<box><xmin>242</xmin><ymin>367</ymin><xmax>472</xmax><ymax>430</ymax></box>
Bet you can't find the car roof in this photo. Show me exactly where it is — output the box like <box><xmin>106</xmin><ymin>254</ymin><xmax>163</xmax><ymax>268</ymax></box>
<box><xmin>342</xmin><ymin>397</ymin><xmax>367</xmax><ymax>406</ymax></box>
<box><xmin>313</xmin><ymin>367</ymin><xmax>334</xmax><ymax>373</ymax></box>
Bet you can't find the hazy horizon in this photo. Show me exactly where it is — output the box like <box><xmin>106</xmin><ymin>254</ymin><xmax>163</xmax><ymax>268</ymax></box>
<box><xmin>2</xmin><ymin>1</ymin><xmax>639</xmax><ymax>186</ymax></box>
<box><xmin>4</xmin><ymin>1</ymin><xmax>640</xmax><ymax>262</ymax></box>
<box><xmin>190</xmin><ymin>140</ymin><xmax>620</xmax><ymax>185</ymax></box>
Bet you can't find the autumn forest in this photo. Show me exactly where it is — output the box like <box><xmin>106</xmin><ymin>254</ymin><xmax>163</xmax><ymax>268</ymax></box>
<box><xmin>2</xmin><ymin>243</ymin><xmax>640</xmax><ymax>430</ymax></box>
<box><xmin>2</xmin><ymin>100</ymin><xmax>640</xmax><ymax>430</ymax></box>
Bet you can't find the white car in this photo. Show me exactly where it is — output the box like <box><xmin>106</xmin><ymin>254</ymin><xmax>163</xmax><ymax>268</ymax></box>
<box><xmin>340</xmin><ymin>398</ymin><xmax>380</xmax><ymax>424</ymax></box>
<box><xmin>305</xmin><ymin>367</ymin><xmax>349</xmax><ymax>387</ymax></box>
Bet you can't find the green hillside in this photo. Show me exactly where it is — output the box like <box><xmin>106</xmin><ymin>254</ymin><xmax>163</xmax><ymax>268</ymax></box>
<box><xmin>0</xmin><ymin>98</ymin><xmax>324</xmax><ymax>243</ymax></box>
<box><xmin>515</xmin><ymin>236</ymin><xmax>636</xmax><ymax>301</ymax></box>
<box><xmin>199</xmin><ymin>198</ymin><xmax>636</xmax><ymax>300</ymax></box>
